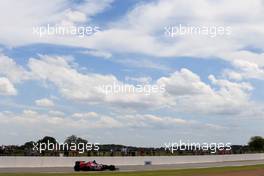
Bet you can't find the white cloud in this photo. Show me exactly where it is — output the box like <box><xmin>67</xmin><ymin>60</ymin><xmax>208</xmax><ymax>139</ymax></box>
<box><xmin>0</xmin><ymin>0</ymin><xmax>113</xmax><ymax>46</ymax></box>
<box><xmin>35</xmin><ymin>98</ymin><xmax>55</xmax><ymax>107</ymax></box>
<box><xmin>0</xmin><ymin>77</ymin><xmax>17</xmax><ymax>96</ymax></box>
<box><xmin>1</xmin><ymin>0</ymin><xmax>264</xmax><ymax>145</ymax></box>
<box><xmin>221</xmin><ymin>51</ymin><xmax>264</xmax><ymax>67</ymax></box>
<box><xmin>0</xmin><ymin>54</ymin><xmax>30</xmax><ymax>83</ymax></box>
<box><xmin>1</xmin><ymin>0</ymin><xmax>264</xmax><ymax>70</ymax></box>
<box><xmin>48</xmin><ymin>110</ymin><xmax>65</xmax><ymax>116</ymax></box>
<box><xmin>0</xmin><ymin>55</ymin><xmax>262</xmax><ymax>118</ymax></box>
<box><xmin>156</xmin><ymin>69</ymin><xmax>255</xmax><ymax>115</ymax></box>
<box><xmin>26</xmin><ymin>55</ymin><xmax>167</xmax><ymax>109</ymax></box>
<box><xmin>0</xmin><ymin>109</ymin><xmax>195</xmax><ymax>131</ymax></box>
<box><xmin>72</xmin><ymin>112</ymin><xmax>99</xmax><ymax>119</ymax></box>
<box><xmin>125</xmin><ymin>76</ymin><xmax>152</xmax><ymax>84</ymax></box>
<box><xmin>157</xmin><ymin>68</ymin><xmax>212</xmax><ymax>96</ymax></box>
<box><xmin>82</xmin><ymin>50</ymin><xmax>112</xmax><ymax>59</ymax></box>
<box><xmin>224</xmin><ymin>60</ymin><xmax>264</xmax><ymax>80</ymax></box>
<box><xmin>33</xmin><ymin>56</ymin><xmax>261</xmax><ymax>116</ymax></box>
<box><xmin>28</xmin><ymin>55</ymin><xmax>118</xmax><ymax>102</ymax></box>
<box><xmin>65</xmin><ymin>9</ymin><xmax>87</xmax><ymax>23</ymax></box>
<box><xmin>116</xmin><ymin>58</ymin><xmax>170</xmax><ymax>71</ymax></box>
<box><xmin>0</xmin><ymin>108</ymin><xmax>232</xmax><ymax>145</ymax></box>
<box><xmin>122</xmin><ymin>114</ymin><xmax>191</xmax><ymax>128</ymax></box>
<box><xmin>74</xmin><ymin>0</ymin><xmax>264</xmax><ymax>61</ymax></box>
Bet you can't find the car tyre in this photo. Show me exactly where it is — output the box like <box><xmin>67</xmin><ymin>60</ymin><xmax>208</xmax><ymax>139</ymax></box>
<box><xmin>109</xmin><ymin>165</ymin><xmax>116</xmax><ymax>171</ymax></box>
<box><xmin>74</xmin><ymin>165</ymin><xmax>80</xmax><ymax>171</ymax></box>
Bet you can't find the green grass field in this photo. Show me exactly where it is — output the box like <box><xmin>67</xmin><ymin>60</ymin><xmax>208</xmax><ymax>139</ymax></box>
<box><xmin>1</xmin><ymin>164</ymin><xmax>264</xmax><ymax>176</ymax></box>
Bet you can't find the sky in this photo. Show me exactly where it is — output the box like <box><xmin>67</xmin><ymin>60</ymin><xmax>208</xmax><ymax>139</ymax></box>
<box><xmin>0</xmin><ymin>0</ymin><xmax>264</xmax><ymax>147</ymax></box>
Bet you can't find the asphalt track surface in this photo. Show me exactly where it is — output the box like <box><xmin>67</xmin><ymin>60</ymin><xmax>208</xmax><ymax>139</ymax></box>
<box><xmin>0</xmin><ymin>160</ymin><xmax>264</xmax><ymax>173</ymax></box>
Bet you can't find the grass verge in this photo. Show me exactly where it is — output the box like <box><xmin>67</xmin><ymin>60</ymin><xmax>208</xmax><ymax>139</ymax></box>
<box><xmin>0</xmin><ymin>164</ymin><xmax>264</xmax><ymax>176</ymax></box>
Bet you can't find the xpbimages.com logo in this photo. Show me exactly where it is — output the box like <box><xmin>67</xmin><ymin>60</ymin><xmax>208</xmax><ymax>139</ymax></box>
<box><xmin>32</xmin><ymin>140</ymin><xmax>100</xmax><ymax>154</ymax></box>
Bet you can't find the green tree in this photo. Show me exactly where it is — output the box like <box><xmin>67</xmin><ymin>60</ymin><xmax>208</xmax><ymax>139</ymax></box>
<box><xmin>36</xmin><ymin>136</ymin><xmax>58</xmax><ymax>156</ymax></box>
<box><xmin>248</xmin><ymin>136</ymin><xmax>264</xmax><ymax>152</ymax></box>
<box><xmin>22</xmin><ymin>141</ymin><xmax>35</xmax><ymax>149</ymax></box>
<box><xmin>37</xmin><ymin>136</ymin><xmax>57</xmax><ymax>144</ymax></box>
<box><xmin>64</xmin><ymin>135</ymin><xmax>88</xmax><ymax>145</ymax></box>
<box><xmin>64</xmin><ymin>135</ymin><xmax>78</xmax><ymax>144</ymax></box>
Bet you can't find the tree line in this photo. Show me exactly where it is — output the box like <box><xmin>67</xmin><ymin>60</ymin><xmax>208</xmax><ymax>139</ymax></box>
<box><xmin>1</xmin><ymin>135</ymin><xmax>264</xmax><ymax>156</ymax></box>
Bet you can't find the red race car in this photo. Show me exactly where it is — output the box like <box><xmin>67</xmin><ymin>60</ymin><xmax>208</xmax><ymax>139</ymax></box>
<box><xmin>74</xmin><ymin>160</ymin><xmax>116</xmax><ymax>171</ymax></box>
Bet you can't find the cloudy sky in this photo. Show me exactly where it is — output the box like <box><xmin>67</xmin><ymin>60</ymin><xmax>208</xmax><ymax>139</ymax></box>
<box><xmin>0</xmin><ymin>0</ymin><xmax>264</xmax><ymax>146</ymax></box>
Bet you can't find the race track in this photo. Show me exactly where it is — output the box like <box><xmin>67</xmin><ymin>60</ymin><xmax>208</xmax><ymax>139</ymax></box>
<box><xmin>0</xmin><ymin>160</ymin><xmax>263</xmax><ymax>173</ymax></box>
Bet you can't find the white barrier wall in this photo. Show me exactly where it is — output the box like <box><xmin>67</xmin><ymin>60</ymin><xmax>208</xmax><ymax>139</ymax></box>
<box><xmin>0</xmin><ymin>154</ymin><xmax>264</xmax><ymax>168</ymax></box>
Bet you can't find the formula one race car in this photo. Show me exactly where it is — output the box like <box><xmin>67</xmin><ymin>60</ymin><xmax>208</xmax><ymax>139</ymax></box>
<box><xmin>74</xmin><ymin>160</ymin><xmax>116</xmax><ymax>171</ymax></box>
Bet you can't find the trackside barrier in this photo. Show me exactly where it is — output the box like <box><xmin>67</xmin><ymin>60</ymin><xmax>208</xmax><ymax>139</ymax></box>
<box><xmin>0</xmin><ymin>154</ymin><xmax>264</xmax><ymax>168</ymax></box>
